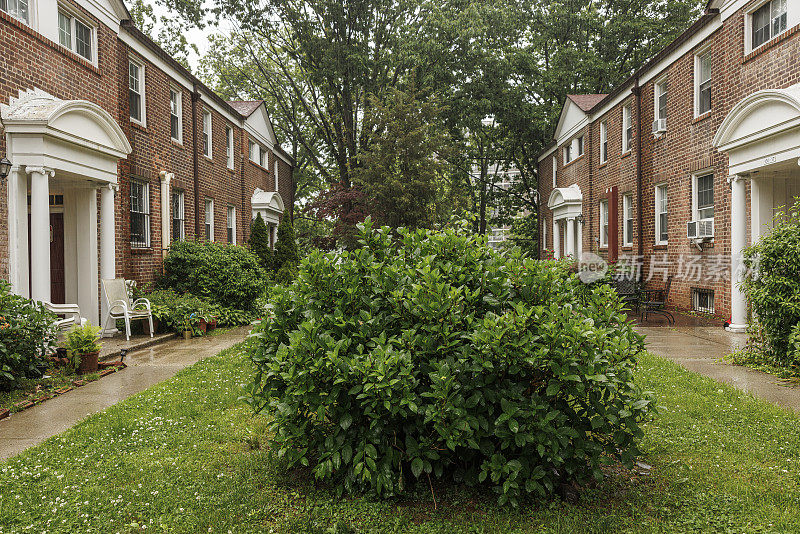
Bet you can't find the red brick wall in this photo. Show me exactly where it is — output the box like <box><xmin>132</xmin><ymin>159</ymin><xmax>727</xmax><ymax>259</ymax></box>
<box><xmin>539</xmin><ymin>3</ymin><xmax>800</xmax><ymax>318</ymax></box>
<box><xmin>0</xmin><ymin>4</ymin><xmax>293</xmax><ymax>290</ymax></box>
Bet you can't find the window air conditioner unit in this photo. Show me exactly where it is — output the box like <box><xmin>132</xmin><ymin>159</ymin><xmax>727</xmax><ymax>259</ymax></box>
<box><xmin>652</xmin><ymin>118</ymin><xmax>667</xmax><ymax>134</ymax></box>
<box><xmin>687</xmin><ymin>218</ymin><xmax>714</xmax><ymax>240</ymax></box>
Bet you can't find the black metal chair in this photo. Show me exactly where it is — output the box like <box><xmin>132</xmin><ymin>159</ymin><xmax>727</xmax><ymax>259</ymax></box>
<box><xmin>640</xmin><ymin>275</ymin><xmax>675</xmax><ymax>325</ymax></box>
<box><xmin>611</xmin><ymin>275</ymin><xmax>641</xmax><ymax>313</ymax></box>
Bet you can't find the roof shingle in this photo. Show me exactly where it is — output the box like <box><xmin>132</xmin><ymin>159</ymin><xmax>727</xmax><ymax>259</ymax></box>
<box><xmin>566</xmin><ymin>94</ymin><xmax>608</xmax><ymax>112</ymax></box>
<box><xmin>227</xmin><ymin>100</ymin><xmax>262</xmax><ymax>117</ymax></box>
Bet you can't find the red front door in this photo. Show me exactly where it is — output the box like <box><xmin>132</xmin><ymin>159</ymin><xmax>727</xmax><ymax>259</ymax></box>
<box><xmin>50</xmin><ymin>213</ymin><xmax>65</xmax><ymax>304</ymax></box>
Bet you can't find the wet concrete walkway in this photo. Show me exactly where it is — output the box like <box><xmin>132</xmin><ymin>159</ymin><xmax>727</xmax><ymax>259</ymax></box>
<box><xmin>639</xmin><ymin>325</ymin><xmax>800</xmax><ymax>412</ymax></box>
<box><xmin>0</xmin><ymin>327</ymin><xmax>250</xmax><ymax>461</ymax></box>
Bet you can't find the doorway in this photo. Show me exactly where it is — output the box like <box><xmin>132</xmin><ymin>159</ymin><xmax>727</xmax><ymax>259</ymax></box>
<box><xmin>27</xmin><ymin>211</ymin><xmax>65</xmax><ymax>304</ymax></box>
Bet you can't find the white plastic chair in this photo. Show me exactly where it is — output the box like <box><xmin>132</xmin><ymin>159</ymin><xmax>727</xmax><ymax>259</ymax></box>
<box><xmin>101</xmin><ymin>278</ymin><xmax>153</xmax><ymax>341</ymax></box>
<box><xmin>43</xmin><ymin>302</ymin><xmax>88</xmax><ymax>331</ymax></box>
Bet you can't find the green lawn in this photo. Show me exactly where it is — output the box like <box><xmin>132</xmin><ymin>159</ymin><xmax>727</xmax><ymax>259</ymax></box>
<box><xmin>1</xmin><ymin>344</ymin><xmax>799</xmax><ymax>533</ymax></box>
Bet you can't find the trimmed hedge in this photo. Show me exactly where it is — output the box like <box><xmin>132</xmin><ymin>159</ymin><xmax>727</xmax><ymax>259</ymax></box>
<box><xmin>161</xmin><ymin>241</ymin><xmax>266</xmax><ymax>312</ymax></box>
<box><xmin>247</xmin><ymin>220</ymin><xmax>652</xmax><ymax>505</ymax></box>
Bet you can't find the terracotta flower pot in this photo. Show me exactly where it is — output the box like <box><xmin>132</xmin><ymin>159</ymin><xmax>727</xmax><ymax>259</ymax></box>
<box><xmin>78</xmin><ymin>351</ymin><xmax>100</xmax><ymax>374</ymax></box>
<box><xmin>208</xmin><ymin>319</ymin><xmax>217</xmax><ymax>331</ymax></box>
<box><xmin>198</xmin><ymin>319</ymin><xmax>207</xmax><ymax>333</ymax></box>
<box><xmin>149</xmin><ymin>318</ymin><xmax>160</xmax><ymax>334</ymax></box>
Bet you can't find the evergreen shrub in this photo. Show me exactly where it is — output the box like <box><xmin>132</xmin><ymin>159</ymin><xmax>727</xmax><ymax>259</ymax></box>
<box><xmin>247</xmin><ymin>220</ymin><xmax>653</xmax><ymax>505</ymax></box>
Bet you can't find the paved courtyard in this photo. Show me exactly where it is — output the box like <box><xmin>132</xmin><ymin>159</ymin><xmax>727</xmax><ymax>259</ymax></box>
<box><xmin>638</xmin><ymin>325</ymin><xmax>800</xmax><ymax>412</ymax></box>
<box><xmin>0</xmin><ymin>327</ymin><xmax>250</xmax><ymax>460</ymax></box>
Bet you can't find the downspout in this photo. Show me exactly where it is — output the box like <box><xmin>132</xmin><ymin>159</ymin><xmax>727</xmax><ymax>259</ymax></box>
<box><xmin>191</xmin><ymin>84</ymin><xmax>201</xmax><ymax>239</ymax></box>
<box><xmin>633</xmin><ymin>78</ymin><xmax>644</xmax><ymax>260</ymax></box>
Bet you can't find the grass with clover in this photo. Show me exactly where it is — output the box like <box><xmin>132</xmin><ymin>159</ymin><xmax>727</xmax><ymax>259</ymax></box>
<box><xmin>1</xmin><ymin>343</ymin><xmax>799</xmax><ymax>533</ymax></box>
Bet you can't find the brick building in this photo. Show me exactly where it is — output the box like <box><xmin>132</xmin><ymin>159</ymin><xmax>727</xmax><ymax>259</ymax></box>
<box><xmin>0</xmin><ymin>0</ymin><xmax>293</xmax><ymax>328</ymax></box>
<box><xmin>538</xmin><ymin>0</ymin><xmax>800</xmax><ymax>331</ymax></box>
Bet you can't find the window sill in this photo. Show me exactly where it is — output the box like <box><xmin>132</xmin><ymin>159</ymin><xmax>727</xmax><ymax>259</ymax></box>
<box><xmin>249</xmin><ymin>160</ymin><xmax>271</xmax><ymax>172</ymax></box>
<box><xmin>743</xmin><ymin>25</ymin><xmax>799</xmax><ymax>64</ymax></box>
<box><xmin>562</xmin><ymin>154</ymin><xmax>585</xmax><ymax>169</ymax></box>
<box><xmin>620</xmin><ymin>150</ymin><xmax>631</xmax><ymax>159</ymax></box>
<box><xmin>202</xmin><ymin>155</ymin><xmax>213</xmax><ymax>163</ymax></box>
<box><xmin>653</xmin><ymin>242</ymin><xmax>668</xmax><ymax>249</ymax></box>
<box><xmin>692</xmin><ymin>112</ymin><xmax>711</xmax><ymax>125</ymax></box>
<box><xmin>171</xmin><ymin>139</ymin><xmax>184</xmax><ymax>148</ymax></box>
<box><xmin>130</xmin><ymin>246</ymin><xmax>153</xmax><ymax>254</ymax></box>
<box><xmin>599</xmin><ymin>161</ymin><xmax>608</xmax><ymax>168</ymax></box>
<box><xmin>653</xmin><ymin>132</ymin><xmax>666</xmax><ymax>141</ymax></box>
<box><xmin>131</xmin><ymin>121</ymin><xmax>147</xmax><ymax>133</ymax></box>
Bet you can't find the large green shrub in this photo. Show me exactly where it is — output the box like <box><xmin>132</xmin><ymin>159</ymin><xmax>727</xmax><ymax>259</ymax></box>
<box><xmin>0</xmin><ymin>281</ymin><xmax>58</xmax><ymax>390</ymax></box>
<box><xmin>247</xmin><ymin>220</ymin><xmax>652</xmax><ymax>505</ymax></box>
<box><xmin>273</xmin><ymin>210</ymin><xmax>300</xmax><ymax>282</ymax></box>
<box><xmin>161</xmin><ymin>241</ymin><xmax>266</xmax><ymax>311</ymax></box>
<box><xmin>249</xmin><ymin>213</ymin><xmax>273</xmax><ymax>271</ymax></box>
<box><xmin>743</xmin><ymin>200</ymin><xmax>800</xmax><ymax>369</ymax></box>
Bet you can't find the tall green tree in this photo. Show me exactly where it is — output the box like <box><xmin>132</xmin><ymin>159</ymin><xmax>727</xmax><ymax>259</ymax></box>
<box><xmin>248</xmin><ymin>213</ymin><xmax>272</xmax><ymax>270</ymax></box>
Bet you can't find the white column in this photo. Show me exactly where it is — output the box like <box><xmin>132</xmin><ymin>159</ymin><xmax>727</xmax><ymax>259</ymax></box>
<box><xmin>28</xmin><ymin>167</ymin><xmax>53</xmax><ymax>303</ymax></box>
<box><xmin>565</xmin><ymin>217</ymin><xmax>575</xmax><ymax>257</ymax></box>
<box><xmin>160</xmin><ymin>172</ymin><xmax>173</xmax><ymax>257</ymax></box>
<box><xmin>728</xmin><ymin>174</ymin><xmax>748</xmax><ymax>333</ymax></box>
<box><xmin>8</xmin><ymin>166</ymin><xmax>29</xmax><ymax>297</ymax></box>
<box><xmin>76</xmin><ymin>188</ymin><xmax>99</xmax><ymax>326</ymax></box>
<box><xmin>553</xmin><ymin>220</ymin><xmax>561</xmax><ymax>259</ymax></box>
<box><xmin>100</xmin><ymin>184</ymin><xmax>117</xmax><ymax>334</ymax></box>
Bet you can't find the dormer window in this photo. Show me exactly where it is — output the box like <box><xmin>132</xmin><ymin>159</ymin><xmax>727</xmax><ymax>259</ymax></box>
<box><xmin>0</xmin><ymin>0</ymin><xmax>28</xmax><ymax>23</ymax></box>
<box><xmin>58</xmin><ymin>9</ymin><xmax>94</xmax><ymax>62</ymax></box>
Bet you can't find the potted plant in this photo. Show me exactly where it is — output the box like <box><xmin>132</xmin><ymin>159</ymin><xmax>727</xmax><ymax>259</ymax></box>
<box><xmin>63</xmin><ymin>324</ymin><xmax>102</xmax><ymax>374</ymax></box>
<box><xmin>180</xmin><ymin>316</ymin><xmax>192</xmax><ymax>340</ymax></box>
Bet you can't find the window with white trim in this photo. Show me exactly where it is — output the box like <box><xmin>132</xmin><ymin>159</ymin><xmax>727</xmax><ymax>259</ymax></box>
<box><xmin>655</xmin><ymin>184</ymin><xmax>668</xmax><ymax>245</ymax></box>
<box><xmin>129</xmin><ymin>59</ymin><xmax>145</xmax><ymax>124</ymax></box>
<box><xmin>171</xmin><ymin>190</ymin><xmax>185</xmax><ymax>242</ymax></box>
<box><xmin>169</xmin><ymin>88</ymin><xmax>182</xmax><ymax>142</ymax></box>
<box><xmin>563</xmin><ymin>144</ymin><xmax>572</xmax><ymax>165</ymax></box>
<box><xmin>542</xmin><ymin>219</ymin><xmax>547</xmax><ymax>250</ymax></box>
<box><xmin>623</xmin><ymin>194</ymin><xmax>633</xmax><ymax>246</ymax></box>
<box><xmin>622</xmin><ymin>105</ymin><xmax>632</xmax><ymax>153</ymax></box>
<box><xmin>130</xmin><ymin>181</ymin><xmax>150</xmax><ymax>248</ymax></box>
<box><xmin>599</xmin><ymin>200</ymin><xmax>609</xmax><ymax>248</ymax></box>
<box><xmin>1</xmin><ymin>0</ymin><xmax>28</xmax><ymax>23</ymax></box>
<box><xmin>249</xmin><ymin>140</ymin><xmax>259</xmax><ymax>164</ymax></box>
<box><xmin>226</xmin><ymin>126</ymin><xmax>234</xmax><ymax>169</ymax></box>
<box><xmin>204</xmin><ymin>198</ymin><xmax>214</xmax><ymax>241</ymax></box>
<box><xmin>227</xmin><ymin>206</ymin><xmax>236</xmax><ymax>244</ymax></box>
<box><xmin>552</xmin><ymin>155</ymin><xmax>557</xmax><ymax>188</ymax></box>
<box><xmin>655</xmin><ymin>80</ymin><xmax>667</xmax><ymax>121</ymax></box>
<box><xmin>599</xmin><ymin>121</ymin><xmax>608</xmax><ymax>163</ymax></box>
<box><xmin>693</xmin><ymin>172</ymin><xmax>714</xmax><ymax>221</ymax></box>
<box><xmin>202</xmin><ymin>110</ymin><xmax>212</xmax><ymax>157</ymax></box>
<box><xmin>58</xmin><ymin>9</ymin><xmax>94</xmax><ymax>62</ymax></box>
<box><xmin>695</xmin><ymin>52</ymin><xmax>711</xmax><ymax>116</ymax></box>
<box><xmin>260</xmin><ymin>147</ymin><xmax>268</xmax><ymax>168</ymax></box>
<box><xmin>274</xmin><ymin>159</ymin><xmax>279</xmax><ymax>191</ymax></box>
<box><xmin>751</xmin><ymin>0</ymin><xmax>787</xmax><ymax>50</ymax></box>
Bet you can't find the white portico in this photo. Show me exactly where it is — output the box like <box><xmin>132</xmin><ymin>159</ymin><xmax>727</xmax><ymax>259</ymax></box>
<box><xmin>714</xmin><ymin>84</ymin><xmax>800</xmax><ymax>332</ymax></box>
<box><xmin>547</xmin><ymin>184</ymin><xmax>583</xmax><ymax>259</ymax></box>
<box><xmin>1</xmin><ymin>89</ymin><xmax>131</xmax><ymax>325</ymax></box>
<box><xmin>251</xmin><ymin>188</ymin><xmax>285</xmax><ymax>247</ymax></box>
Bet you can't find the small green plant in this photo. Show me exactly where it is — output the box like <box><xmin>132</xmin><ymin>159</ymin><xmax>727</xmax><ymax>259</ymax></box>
<box><xmin>63</xmin><ymin>324</ymin><xmax>102</xmax><ymax>365</ymax></box>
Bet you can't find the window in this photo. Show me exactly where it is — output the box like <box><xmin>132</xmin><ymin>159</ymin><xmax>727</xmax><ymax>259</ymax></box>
<box><xmin>542</xmin><ymin>221</ymin><xmax>547</xmax><ymax>250</ymax></box>
<box><xmin>128</xmin><ymin>60</ymin><xmax>145</xmax><ymax>124</ymax></box>
<box><xmin>249</xmin><ymin>140</ymin><xmax>259</xmax><ymax>164</ymax></box>
<box><xmin>693</xmin><ymin>172</ymin><xmax>714</xmax><ymax>221</ymax></box>
<box><xmin>202</xmin><ymin>110</ymin><xmax>212</xmax><ymax>157</ymax></box>
<box><xmin>58</xmin><ymin>11</ymin><xmax>93</xmax><ymax>62</ymax></box>
<box><xmin>622</xmin><ymin>105</ymin><xmax>632</xmax><ymax>153</ymax></box>
<box><xmin>564</xmin><ymin>136</ymin><xmax>584</xmax><ymax>164</ymax></box>
<box><xmin>204</xmin><ymin>199</ymin><xmax>214</xmax><ymax>241</ymax></box>
<box><xmin>227</xmin><ymin>206</ymin><xmax>236</xmax><ymax>244</ymax></box>
<box><xmin>623</xmin><ymin>194</ymin><xmax>633</xmax><ymax>246</ymax></box>
<box><xmin>655</xmin><ymin>184</ymin><xmax>668</xmax><ymax>244</ymax></box>
<box><xmin>260</xmin><ymin>147</ymin><xmax>268</xmax><ymax>168</ymax></box>
<box><xmin>695</xmin><ymin>52</ymin><xmax>712</xmax><ymax>116</ymax></box>
<box><xmin>599</xmin><ymin>121</ymin><xmax>608</xmax><ymax>163</ymax></box>
<box><xmin>576</xmin><ymin>136</ymin><xmax>584</xmax><ymax>157</ymax></box>
<box><xmin>752</xmin><ymin>0</ymin><xmax>787</xmax><ymax>50</ymax></box>
<box><xmin>130</xmin><ymin>181</ymin><xmax>150</xmax><ymax>248</ymax></box>
<box><xmin>564</xmin><ymin>144</ymin><xmax>572</xmax><ymax>165</ymax></box>
<box><xmin>552</xmin><ymin>155</ymin><xmax>557</xmax><ymax>188</ymax></box>
<box><xmin>171</xmin><ymin>190</ymin><xmax>185</xmax><ymax>242</ymax></box>
<box><xmin>692</xmin><ymin>288</ymin><xmax>715</xmax><ymax>314</ymax></box>
<box><xmin>599</xmin><ymin>200</ymin><xmax>609</xmax><ymax>248</ymax></box>
<box><xmin>226</xmin><ymin>126</ymin><xmax>234</xmax><ymax>169</ymax></box>
<box><xmin>1</xmin><ymin>0</ymin><xmax>28</xmax><ymax>23</ymax></box>
<box><xmin>169</xmin><ymin>88</ymin><xmax>182</xmax><ymax>142</ymax></box>
<box><xmin>655</xmin><ymin>80</ymin><xmax>667</xmax><ymax>121</ymax></box>
<box><xmin>274</xmin><ymin>159</ymin><xmax>279</xmax><ymax>191</ymax></box>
